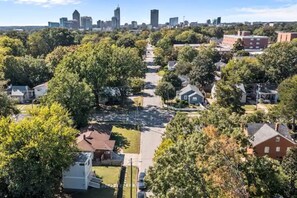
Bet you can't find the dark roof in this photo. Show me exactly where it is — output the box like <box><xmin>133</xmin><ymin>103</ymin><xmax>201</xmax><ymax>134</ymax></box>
<box><xmin>6</xmin><ymin>85</ymin><xmax>28</xmax><ymax>93</ymax></box>
<box><xmin>179</xmin><ymin>84</ymin><xmax>204</xmax><ymax>97</ymax></box>
<box><xmin>247</xmin><ymin>123</ymin><xmax>295</xmax><ymax>146</ymax></box>
<box><xmin>74</xmin><ymin>152</ymin><xmax>92</xmax><ymax>163</ymax></box>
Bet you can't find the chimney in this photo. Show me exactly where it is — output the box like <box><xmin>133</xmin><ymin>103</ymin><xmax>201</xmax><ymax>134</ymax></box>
<box><xmin>275</xmin><ymin>123</ymin><xmax>280</xmax><ymax>132</ymax></box>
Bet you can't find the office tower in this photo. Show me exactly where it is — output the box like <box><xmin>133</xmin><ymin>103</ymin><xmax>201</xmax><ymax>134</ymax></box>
<box><xmin>59</xmin><ymin>17</ymin><xmax>68</xmax><ymax>28</ymax></box>
<box><xmin>65</xmin><ymin>20</ymin><xmax>78</xmax><ymax>29</ymax></box>
<box><xmin>112</xmin><ymin>17</ymin><xmax>117</xmax><ymax>29</ymax></box>
<box><xmin>207</xmin><ymin>19</ymin><xmax>211</xmax><ymax>25</ymax></box>
<box><xmin>81</xmin><ymin>16</ymin><xmax>93</xmax><ymax>30</ymax></box>
<box><xmin>131</xmin><ymin>21</ymin><xmax>138</xmax><ymax>29</ymax></box>
<box><xmin>212</xmin><ymin>19</ymin><xmax>217</xmax><ymax>25</ymax></box>
<box><xmin>97</xmin><ymin>20</ymin><xmax>104</xmax><ymax>28</ymax></box>
<box><xmin>114</xmin><ymin>6</ymin><xmax>120</xmax><ymax>29</ymax></box>
<box><xmin>169</xmin><ymin>17</ymin><xmax>179</xmax><ymax>27</ymax></box>
<box><xmin>72</xmin><ymin>10</ymin><xmax>80</xmax><ymax>28</ymax></box>
<box><xmin>48</xmin><ymin>22</ymin><xmax>60</xmax><ymax>28</ymax></box>
<box><xmin>217</xmin><ymin>17</ymin><xmax>221</xmax><ymax>25</ymax></box>
<box><xmin>150</xmin><ymin>9</ymin><xmax>159</xmax><ymax>28</ymax></box>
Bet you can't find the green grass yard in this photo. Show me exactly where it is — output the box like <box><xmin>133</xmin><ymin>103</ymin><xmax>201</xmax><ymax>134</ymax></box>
<box><xmin>16</xmin><ymin>104</ymin><xmax>38</xmax><ymax>114</ymax></box>
<box><xmin>70</xmin><ymin>166</ymin><xmax>122</xmax><ymax>198</ymax></box>
<box><xmin>112</xmin><ymin>126</ymin><xmax>141</xmax><ymax>154</ymax></box>
<box><xmin>243</xmin><ymin>105</ymin><xmax>257</xmax><ymax>114</ymax></box>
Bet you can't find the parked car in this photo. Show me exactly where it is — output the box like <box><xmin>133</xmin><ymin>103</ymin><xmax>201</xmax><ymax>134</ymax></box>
<box><xmin>138</xmin><ymin>172</ymin><xmax>146</xmax><ymax>190</ymax></box>
<box><xmin>137</xmin><ymin>191</ymin><xmax>146</xmax><ymax>198</ymax></box>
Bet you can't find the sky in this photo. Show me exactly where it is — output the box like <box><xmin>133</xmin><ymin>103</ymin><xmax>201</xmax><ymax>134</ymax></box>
<box><xmin>1</xmin><ymin>0</ymin><xmax>297</xmax><ymax>26</ymax></box>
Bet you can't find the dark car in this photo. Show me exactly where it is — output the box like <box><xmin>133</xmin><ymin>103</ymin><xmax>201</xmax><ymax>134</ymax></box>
<box><xmin>138</xmin><ymin>172</ymin><xmax>146</xmax><ymax>190</ymax></box>
<box><xmin>137</xmin><ymin>191</ymin><xmax>146</xmax><ymax>198</ymax></box>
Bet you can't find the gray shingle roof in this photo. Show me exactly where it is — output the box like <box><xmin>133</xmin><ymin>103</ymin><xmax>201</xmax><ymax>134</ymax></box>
<box><xmin>247</xmin><ymin>123</ymin><xmax>295</xmax><ymax>146</ymax></box>
<box><xmin>179</xmin><ymin>84</ymin><xmax>204</xmax><ymax>97</ymax></box>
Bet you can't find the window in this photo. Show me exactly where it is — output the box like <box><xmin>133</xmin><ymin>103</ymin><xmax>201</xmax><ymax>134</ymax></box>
<box><xmin>256</xmin><ymin>42</ymin><xmax>260</xmax><ymax>45</ymax></box>
<box><xmin>257</xmin><ymin>38</ymin><xmax>260</xmax><ymax>41</ymax></box>
<box><xmin>276</xmin><ymin>137</ymin><xmax>280</xmax><ymax>142</ymax></box>
<box><xmin>192</xmin><ymin>97</ymin><xmax>197</xmax><ymax>101</ymax></box>
<box><xmin>264</xmin><ymin>147</ymin><xmax>270</xmax><ymax>153</ymax></box>
<box><xmin>250</xmin><ymin>42</ymin><xmax>253</xmax><ymax>45</ymax></box>
<box><xmin>251</xmin><ymin>38</ymin><xmax>254</xmax><ymax>41</ymax></box>
<box><xmin>184</xmin><ymin>95</ymin><xmax>188</xmax><ymax>100</ymax></box>
<box><xmin>276</xmin><ymin>147</ymin><xmax>280</xmax><ymax>152</ymax></box>
<box><xmin>256</xmin><ymin>46</ymin><xmax>260</xmax><ymax>49</ymax></box>
<box><xmin>249</xmin><ymin>46</ymin><xmax>253</xmax><ymax>49</ymax></box>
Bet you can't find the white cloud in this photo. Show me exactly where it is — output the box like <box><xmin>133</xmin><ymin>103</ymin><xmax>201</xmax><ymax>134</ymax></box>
<box><xmin>5</xmin><ymin>0</ymin><xmax>81</xmax><ymax>7</ymax></box>
<box><xmin>224</xmin><ymin>4</ymin><xmax>297</xmax><ymax>22</ymax></box>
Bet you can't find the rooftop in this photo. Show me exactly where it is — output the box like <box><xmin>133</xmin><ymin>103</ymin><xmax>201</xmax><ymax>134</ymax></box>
<box><xmin>74</xmin><ymin>152</ymin><xmax>92</xmax><ymax>163</ymax></box>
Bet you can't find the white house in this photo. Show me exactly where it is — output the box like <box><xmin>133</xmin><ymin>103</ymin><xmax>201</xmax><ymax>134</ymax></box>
<box><xmin>62</xmin><ymin>152</ymin><xmax>100</xmax><ymax>190</ymax></box>
<box><xmin>33</xmin><ymin>82</ymin><xmax>48</xmax><ymax>99</ymax></box>
<box><xmin>211</xmin><ymin>83</ymin><xmax>247</xmax><ymax>104</ymax></box>
<box><xmin>6</xmin><ymin>85</ymin><xmax>32</xmax><ymax>103</ymax></box>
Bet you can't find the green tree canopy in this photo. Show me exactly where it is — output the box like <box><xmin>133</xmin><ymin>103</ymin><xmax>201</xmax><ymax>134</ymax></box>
<box><xmin>0</xmin><ymin>36</ymin><xmax>25</xmax><ymax>56</ymax></box>
<box><xmin>155</xmin><ymin>81</ymin><xmax>176</xmax><ymax>102</ymax></box>
<box><xmin>0</xmin><ymin>92</ymin><xmax>19</xmax><ymax>117</ymax></box>
<box><xmin>232</xmin><ymin>38</ymin><xmax>245</xmax><ymax>53</ymax></box>
<box><xmin>44</xmin><ymin>71</ymin><xmax>94</xmax><ymax>128</ymax></box>
<box><xmin>177</xmin><ymin>46</ymin><xmax>198</xmax><ymax>63</ymax></box>
<box><xmin>0</xmin><ymin>104</ymin><xmax>78</xmax><ymax>197</ymax></box>
<box><xmin>162</xmin><ymin>71</ymin><xmax>182</xmax><ymax>90</ymax></box>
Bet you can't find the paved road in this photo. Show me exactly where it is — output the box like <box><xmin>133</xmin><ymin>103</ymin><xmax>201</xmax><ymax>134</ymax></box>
<box><xmin>139</xmin><ymin>45</ymin><xmax>167</xmax><ymax>172</ymax></box>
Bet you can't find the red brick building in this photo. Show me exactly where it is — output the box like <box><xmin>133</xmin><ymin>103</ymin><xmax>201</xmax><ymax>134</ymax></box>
<box><xmin>277</xmin><ymin>32</ymin><xmax>297</xmax><ymax>42</ymax></box>
<box><xmin>222</xmin><ymin>31</ymin><xmax>269</xmax><ymax>50</ymax></box>
<box><xmin>245</xmin><ymin>123</ymin><xmax>296</xmax><ymax>160</ymax></box>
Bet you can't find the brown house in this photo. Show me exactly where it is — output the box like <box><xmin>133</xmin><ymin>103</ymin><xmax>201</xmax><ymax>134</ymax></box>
<box><xmin>77</xmin><ymin>124</ymin><xmax>116</xmax><ymax>163</ymax></box>
<box><xmin>245</xmin><ymin>123</ymin><xmax>296</xmax><ymax>160</ymax></box>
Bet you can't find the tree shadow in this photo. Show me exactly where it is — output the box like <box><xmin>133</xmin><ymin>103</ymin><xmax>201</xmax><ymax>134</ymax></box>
<box><xmin>111</xmin><ymin>132</ymin><xmax>130</xmax><ymax>153</ymax></box>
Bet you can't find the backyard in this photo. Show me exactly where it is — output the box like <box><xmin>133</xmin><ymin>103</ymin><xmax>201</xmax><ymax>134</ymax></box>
<box><xmin>70</xmin><ymin>166</ymin><xmax>122</xmax><ymax>198</ymax></box>
<box><xmin>111</xmin><ymin>126</ymin><xmax>141</xmax><ymax>154</ymax></box>
<box><xmin>16</xmin><ymin>104</ymin><xmax>38</xmax><ymax>114</ymax></box>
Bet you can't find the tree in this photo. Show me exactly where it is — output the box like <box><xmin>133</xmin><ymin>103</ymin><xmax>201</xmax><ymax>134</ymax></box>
<box><xmin>45</xmin><ymin>45</ymin><xmax>77</xmax><ymax>73</ymax></box>
<box><xmin>222</xmin><ymin>57</ymin><xmax>266</xmax><ymax>84</ymax></box>
<box><xmin>1</xmin><ymin>55</ymin><xmax>51</xmax><ymax>87</ymax></box>
<box><xmin>177</xmin><ymin>46</ymin><xmax>198</xmax><ymax>63</ymax></box>
<box><xmin>0</xmin><ymin>36</ymin><xmax>25</xmax><ymax>56</ymax></box>
<box><xmin>44</xmin><ymin>71</ymin><xmax>94</xmax><ymax>128</ymax></box>
<box><xmin>155</xmin><ymin>81</ymin><xmax>175</xmax><ymax>102</ymax></box>
<box><xmin>116</xmin><ymin>33</ymin><xmax>136</xmax><ymax>48</ymax></box>
<box><xmin>150</xmin><ymin>31</ymin><xmax>162</xmax><ymax>46</ymax></box>
<box><xmin>214</xmin><ymin>81</ymin><xmax>244</xmax><ymax>114</ymax></box>
<box><xmin>0</xmin><ymin>92</ymin><xmax>19</xmax><ymax>117</ymax></box>
<box><xmin>232</xmin><ymin>38</ymin><xmax>244</xmax><ymax>53</ymax></box>
<box><xmin>258</xmin><ymin>42</ymin><xmax>297</xmax><ymax>84</ymax></box>
<box><xmin>278</xmin><ymin>75</ymin><xmax>297</xmax><ymax>129</ymax></box>
<box><xmin>153</xmin><ymin>47</ymin><xmax>166</xmax><ymax>66</ymax></box>
<box><xmin>0</xmin><ymin>104</ymin><xmax>78</xmax><ymax>197</ymax></box>
<box><xmin>175</xmin><ymin>30</ymin><xmax>206</xmax><ymax>44</ymax></box>
<box><xmin>135</xmin><ymin>39</ymin><xmax>148</xmax><ymax>56</ymax></box>
<box><xmin>282</xmin><ymin>147</ymin><xmax>297</xmax><ymax>197</ymax></box>
<box><xmin>175</xmin><ymin>61</ymin><xmax>192</xmax><ymax>76</ymax></box>
<box><xmin>189</xmin><ymin>55</ymin><xmax>216</xmax><ymax>88</ymax></box>
<box><xmin>129</xmin><ymin>77</ymin><xmax>145</xmax><ymax>94</ymax></box>
<box><xmin>162</xmin><ymin>71</ymin><xmax>182</xmax><ymax>90</ymax></box>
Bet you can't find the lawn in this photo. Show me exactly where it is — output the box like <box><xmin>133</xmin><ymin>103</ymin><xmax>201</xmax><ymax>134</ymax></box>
<box><xmin>16</xmin><ymin>104</ymin><xmax>38</xmax><ymax>114</ymax></box>
<box><xmin>244</xmin><ymin>105</ymin><xmax>257</xmax><ymax>113</ymax></box>
<box><xmin>112</xmin><ymin>126</ymin><xmax>141</xmax><ymax>154</ymax></box>
<box><xmin>123</xmin><ymin>166</ymin><xmax>138</xmax><ymax>198</ymax></box>
<box><xmin>70</xmin><ymin>166</ymin><xmax>122</xmax><ymax>198</ymax></box>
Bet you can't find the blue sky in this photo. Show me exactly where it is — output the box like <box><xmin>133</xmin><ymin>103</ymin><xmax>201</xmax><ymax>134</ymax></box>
<box><xmin>1</xmin><ymin>0</ymin><xmax>297</xmax><ymax>26</ymax></box>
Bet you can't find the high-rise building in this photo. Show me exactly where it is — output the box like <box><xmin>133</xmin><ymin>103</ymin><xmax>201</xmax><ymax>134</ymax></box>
<box><xmin>48</xmin><ymin>22</ymin><xmax>60</xmax><ymax>28</ymax></box>
<box><xmin>207</xmin><ymin>19</ymin><xmax>211</xmax><ymax>25</ymax></box>
<box><xmin>114</xmin><ymin>6</ymin><xmax>120</xmax><ymax>29</ymax></box>
<box><xmin>217</xmin><ymin>17</ymin><xmax>221</xmax><ymax>25</ymax></box>
<box><xmin>150</xmin><ymin>9</ymin><xmax>159</xmax><ymax>28</ymax></box>
<box><xmin>112</xmin><ymin>16</ymin><xmax>117</xmax><ymax>29</ymax></box>
<box><xmin>59</xmin><ymin>17</ymin><xmax>68</xmax><ymax>28</ymax></box>
<box><xmin>131</xmin><ymin>21</ymin><xmax>138</xmax><ymax>29</ymax></box>
<box><xmin>81</xmin><ymin>16</ymin><xmax>93</xmax><ymax>30</ymax></box>
<box><xmin>169</xmin><ymin>17</ymin><xmax>179</xmax><ymax>27</ymax></box>
<box><xmin>212</xmin><ymin>19</ymin><xmax>217</xmax><ymax>25</ymax></box>
<box><xmin>72</xmin><ymin>10</ymin><xmax>80</xmax><ymax>28</ymax></box>
<box><xmin>97</xmin><ymin>20</ymin><xmax>104</xmax><ymax>28</ymax></box>
<box><xmin>65</xmin><ymin>20</ymin><xmax>79</xmax><ymax>29</ymax></box>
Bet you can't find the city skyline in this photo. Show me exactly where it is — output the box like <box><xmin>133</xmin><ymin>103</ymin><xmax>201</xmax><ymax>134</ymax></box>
<box><xmin>1</xmin><ymin>0</ymin><xmax>297</xmax><ymax>26</ymax></box>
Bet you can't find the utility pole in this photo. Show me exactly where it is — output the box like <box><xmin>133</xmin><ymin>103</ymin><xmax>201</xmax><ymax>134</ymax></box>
<box><xmin>130</xmin><ymin>158</ymin><xmax>133</xmax><ymax>198</ymax></box>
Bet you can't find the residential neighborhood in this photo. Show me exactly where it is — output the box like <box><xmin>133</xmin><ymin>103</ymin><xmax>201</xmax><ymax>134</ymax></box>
<box><xmin>1</xmin><ymin>1</ymin><xmax>297</xmax><ymax>198</ymax></box>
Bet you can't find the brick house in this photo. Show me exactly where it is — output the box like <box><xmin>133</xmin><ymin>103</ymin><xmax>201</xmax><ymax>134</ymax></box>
<box><xmin>245</xmin><ymin>123</ymin><xmax>296</xmax><ymax>160</ymax></box>
<box><xmin>277</xmin><ymin>32</ymin><xmax>297</xmax><ymax>42</ymax></box>
<box><xmin>222</xmin><ymin>31</ymin><xmax>269</xmax><ymax>50</ymax></box>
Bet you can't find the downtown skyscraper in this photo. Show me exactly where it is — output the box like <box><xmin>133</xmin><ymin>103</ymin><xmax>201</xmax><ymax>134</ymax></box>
<box><xmin>114</xmin><ymin>6</ymin><xmax>120</xmax><ymax>29</ymax></box>
<box><xmin>150</xmin><ymin>9</ymin><xmax>159</xmax><ymax>28</ymax></box>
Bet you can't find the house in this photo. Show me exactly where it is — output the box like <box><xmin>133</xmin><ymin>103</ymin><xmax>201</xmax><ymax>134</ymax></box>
<box><xmin>256</xmin><ymin>84</ymin><xmax>278</xmax><ymax>104</ymax></box>
<box><xmin>178</xmin><ymin>75</ymin><xmax>190</xmax><ymax>87</ymax></box>
<box><xmin>211</xmin><ymin>83</ymin><xmax>247</xmax><ymax>104</ymax></box>
<box><xmin>33</xmin><ymin>82</ymin><xmax>48</xmax><ymax>99</ymax></box>
<box><xmin>77</xmin><ymin>124</ymin><xmax>117</xmax><ymax>164</ymax></box>
<box><xmin>277</xmin><ymin>32</ymin><xmax>297</xmax><ymax>42</ymax></box>
<box><xmin>168</xmin><ymin>61</ymin><xmax>177</xmax><ymax>71</ymax></box>
<box><xmin>177</xmin><ymin>84</ymin><xmax>205</xmax><ymax>105</ymax></box>
<box><xmin>245</xmin><ymin>123</ymin><xmax>296</xmax><ymax>160</ymax></box>
<box><xmin>6</xmin><ymin>85</ymin><xmax>32</xmax><ymax>103</ymax></box>
<box><xmin>62</xmin><ymin>152</ymin><xmax>101</xmax><ymax>190</ymax></box>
